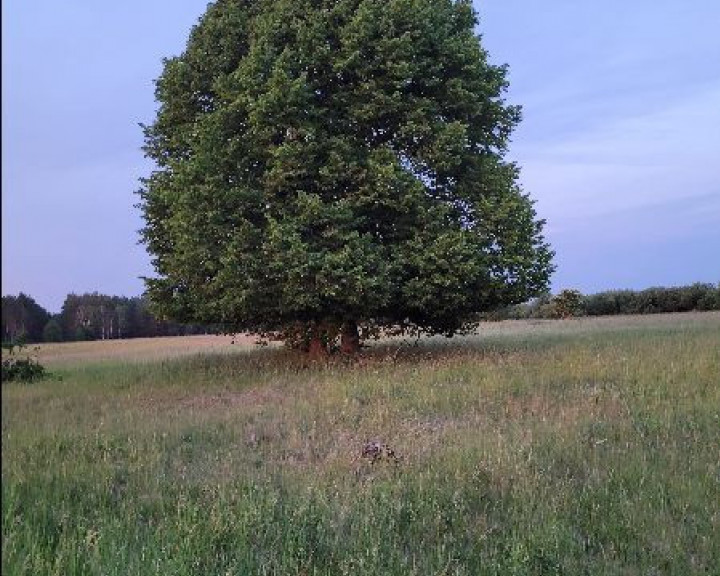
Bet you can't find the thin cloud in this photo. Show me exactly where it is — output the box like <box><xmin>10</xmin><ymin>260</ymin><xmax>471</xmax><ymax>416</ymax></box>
<box><xmin>517</xmin><ymin>85</ymin><xmax>720</xmax><ymax>222</ymax></box>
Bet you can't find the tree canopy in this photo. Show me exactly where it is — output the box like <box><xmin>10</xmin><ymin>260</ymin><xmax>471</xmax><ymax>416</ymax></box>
<box><xmin>1</xmin><ymin>293</ymin><xmax>50</xmax><ymax>343</ymax></box>
<box><xmin>139</xmin><ymin>0</ymin><xmax>554</xmax><ymax>355</ymax></box>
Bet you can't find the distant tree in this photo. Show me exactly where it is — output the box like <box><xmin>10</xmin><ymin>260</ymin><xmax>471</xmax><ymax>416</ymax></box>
<box><xmin>139</xmin><ymin>0</ymin><xmax>554</xmax><ymax>357</ymax></box>
<box><xmin>2</xmin><ymin>296</ymin><xmax>24</xmax><ymax>342</ymax></box>
<box><xmin>42</xmin><ymin>318</ymin><xmax>63</xmax><ymax>342</ymax></box>
<box><xmin>552</xmin><ymin>289</ymin><xmax>584</xmax><ymax>319</ymax></box>
<box><xmin>131</xmin><ymin>297</ymin><xmax>158</xmax><ymax>337</ymax></box>
<box><xmin>56</xmin><ymin>292</ymin><xmax>219</xmax><ymax>341</ymax></box>
<box><xmin>696</xmin><ymin>283</ymin><xmax>720</xmax><ymax>310</ymax></box>
<box><xmin>582</xmin><ymin>283</ymin><xmax>720</xmax><ymax>316</ymax></box>
<box><xmin>74</xmin><ymin>326</ymin><xmax>92</xmax><ymax>341</ymax></box>
<box><xmin>116</xmin><ymin>302</ymin><xmax>133</xmax><ymax>339</ymax></box>
<box><xmin>60</xmin><ymin>294</ymin><xmax>87</xmax><ymax>340</ymax></box>
<box><xmin>1</xmin><ymin>294</ymin><xmax>51</xmax><ymax>343</ymax></box>
<box><xmin>522</xmin><ymin>293</ymin><xmax>553</xmax><ymax>319</ymax></box>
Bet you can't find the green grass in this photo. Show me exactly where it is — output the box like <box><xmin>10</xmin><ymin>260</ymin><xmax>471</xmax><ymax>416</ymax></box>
<box><xmin>3</xmin><ymin>313</ymin><xmax>719</xmax><ymax>575</ymax></box>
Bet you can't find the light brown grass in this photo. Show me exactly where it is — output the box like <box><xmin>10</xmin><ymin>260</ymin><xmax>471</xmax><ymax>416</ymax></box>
<box><xmin>30</xmin><ymin>334</ymin><xmax>261</xmax><ymax>367</ymax></box>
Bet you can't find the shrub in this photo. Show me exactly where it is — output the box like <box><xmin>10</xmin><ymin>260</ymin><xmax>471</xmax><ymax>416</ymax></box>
<box><xmin>551</xmin><ymin>289</ymin><xmax>584</xmax><ymax>318</ymax></box>
<box><xmin>1</xmin><ymin>343</ymin><xmax>47</xmax><ymax>383</ymax></box>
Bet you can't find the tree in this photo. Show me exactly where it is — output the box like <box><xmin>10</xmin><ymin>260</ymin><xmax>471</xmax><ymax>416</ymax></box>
<box><xmin>551</xmin><ymin>289</ymin><xmax>584</xmax><ymax>319</ymax></box>
<box><xmin>42</xmin><ymin>318</ymin><xmax>64</xmax><ymax>342</ymax></box>
<box><xmin>116</xmin><ymin>301</ymin><xmax>133</xmax><ymax>339</ymax></box>
<box><xmin>139</xmin><ymin>0</ymin><xmax>554</xmax><ymax>356</ymax></box>
<box><xmin>1</xmin><ymin>294</ymin><xmax>51</xmax><ymax>343</ymax></box>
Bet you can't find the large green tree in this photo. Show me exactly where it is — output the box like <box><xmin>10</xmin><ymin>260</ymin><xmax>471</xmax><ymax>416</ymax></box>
<box><xmin>139</xmin><ymin>0</ymin><xmax>553</xmax><ymax>356</ymax></box>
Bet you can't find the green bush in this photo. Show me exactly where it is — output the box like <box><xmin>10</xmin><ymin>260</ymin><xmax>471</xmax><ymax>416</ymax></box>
<box><xmin>583</xmin><ymin>283</ymin><xmax>719</xmax><ymax>316</ymax></box>
<box><xmin>551</xmin><ymin>289</ymin><xmax>584</xmax><ymax>318</ymax></box>
<box><xmin>486</xmin><ymin>283</ymin><xmax>719</xmax><ymax>321</ymax></box>
<box><xmin>1</xmin><ymin>344</ymin><xmax>47</xmax><ymax>383</ymax></box>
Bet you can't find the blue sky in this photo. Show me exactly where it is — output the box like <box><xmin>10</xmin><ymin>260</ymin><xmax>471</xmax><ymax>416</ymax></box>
<box><xmin>3</xmin><ymin>1</ymin><xmax>719</xmax><ymax>313</ymax></box>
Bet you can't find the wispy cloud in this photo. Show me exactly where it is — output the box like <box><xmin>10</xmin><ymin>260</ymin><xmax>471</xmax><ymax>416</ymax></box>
<box><xmin>517</xmin><ymin>85</ymin><xmax>720</xmax><ymax>224</ymax></box>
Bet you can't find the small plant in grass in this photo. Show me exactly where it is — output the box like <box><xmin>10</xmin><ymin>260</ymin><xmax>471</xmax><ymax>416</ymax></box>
<box><xmin>1</xmin><ymin>342</ymin><xmax>47</xmax><ymax>383</ymax></box>
<box><xmin>359</xmin><ymin>441</ymin><xmax>400</xmax><ymax>465</ymax></box>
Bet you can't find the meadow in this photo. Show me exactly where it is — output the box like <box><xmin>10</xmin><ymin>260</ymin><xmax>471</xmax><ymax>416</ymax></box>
<box><xmin>2</xmin><ymin>312</ymin><xmax>719</xmax><ymax>575</ymax></box>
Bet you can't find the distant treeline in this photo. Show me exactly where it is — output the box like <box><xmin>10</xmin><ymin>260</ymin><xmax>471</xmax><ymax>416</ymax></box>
<box><xmin>2</xmin><ymin>293</ymin><xmax>221</xmax><ymax>344</ymax></box>
<box><xmin>3</xmin><ymin>283</ymin><xmax>719</xmax><ymax>344</ymax></box>
<box><xmin>486</xmin><ymin>282</ymin><xmax>720</xmax><ymax>321</ymax></box>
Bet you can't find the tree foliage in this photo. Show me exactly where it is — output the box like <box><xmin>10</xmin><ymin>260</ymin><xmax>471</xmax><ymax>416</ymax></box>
<box><xmin>485</xmin><ymin>283</ymin><xmax>720</xmax><ymax>320</ymax></box>
<box><xmin>58</xmin><ymin>293</ymin><xmax>217</xmax><ymax>341</ymax></box>
<box><xmin>139</xmin><ymin>0</ymin><xmax>554</xmax><ymax>353</ymax></box>
<box><xmin>42</xmin><ymin>319</ymin><xmax>63</xmax><ymax>343</ymax></box>
<box><xmin>582</xmin><ymin>284</ymin><xmax>720</xmax><ymax>316</ymax></box>
<box><xmin>552</xmin><ymin>289</ymin><xmax>584</xmax><ymax>319</ymax></box>
<box><xmin>1</xmin><ymin>293</ymin><xmax>51</xmax><ymax>344</ymax></box>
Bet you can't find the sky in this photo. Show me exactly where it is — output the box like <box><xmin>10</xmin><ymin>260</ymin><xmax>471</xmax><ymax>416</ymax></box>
<box><xmin>3</xmin><ymin>1</ymin><xmax>720</xmax><ymax>313</ymax></box>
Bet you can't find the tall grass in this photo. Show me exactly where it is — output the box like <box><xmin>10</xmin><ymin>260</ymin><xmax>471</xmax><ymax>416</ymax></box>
<box><xmin>3</xmin><ymin>313</ymin><xmax>719</xmax><ymax>574</ymax></box>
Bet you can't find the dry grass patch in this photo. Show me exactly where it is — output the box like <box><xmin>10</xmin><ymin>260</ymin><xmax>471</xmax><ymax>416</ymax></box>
<box><xmin>30</xmin><ymin>334</ymin><xmax>260</xmax><ymax>367</ymax></box>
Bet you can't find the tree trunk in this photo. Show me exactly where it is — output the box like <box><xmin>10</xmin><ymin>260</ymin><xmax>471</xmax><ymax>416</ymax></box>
<box><xmin>340</xmin><ymin>320</ymin><xmax>360</xmax><ymax>355</ymax></box>
<box><xmin>307</xmin><ymin>328</ymin><xmax>328</xmax><ymax>362</ymax></box>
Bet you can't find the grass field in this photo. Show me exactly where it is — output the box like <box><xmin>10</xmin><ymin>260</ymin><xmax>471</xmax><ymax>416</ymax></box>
<box><xmin>3</xmin><ymin>312</ymin><xmax>719</xmax><ymax>575</ymax></box>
